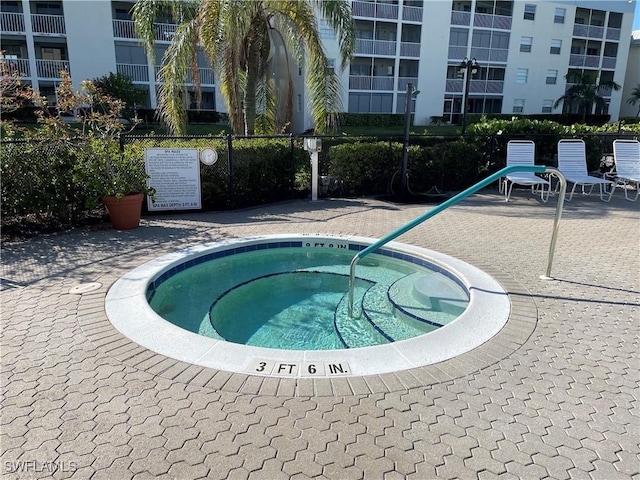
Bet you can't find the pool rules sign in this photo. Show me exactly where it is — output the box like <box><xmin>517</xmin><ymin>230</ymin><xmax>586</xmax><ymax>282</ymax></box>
<box><xmin>145</xmin><ymin>148</ymin><xmax>202</xmax><ymax>211</ymax></box>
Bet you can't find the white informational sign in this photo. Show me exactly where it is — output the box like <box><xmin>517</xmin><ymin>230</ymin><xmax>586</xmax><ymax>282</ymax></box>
<box><xmin>145</xmin><ymin>148</ymin><xmax>202</xmax><ymax>211</ymax></box>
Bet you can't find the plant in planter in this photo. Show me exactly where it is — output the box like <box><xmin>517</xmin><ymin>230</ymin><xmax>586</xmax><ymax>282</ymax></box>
<box><xmin>29</xmin><ymin>71</ymin><xmax>155</xmax><ymax>229</ymax></box>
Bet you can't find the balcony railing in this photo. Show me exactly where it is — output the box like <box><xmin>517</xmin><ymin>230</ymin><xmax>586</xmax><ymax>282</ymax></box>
<box><xmin>445</xmin><ymin>79</ymin><xmax>504</xmax><ymax>94</ymax></box>
<box><xmin>31</xmin><ymin>14</ymin><xmax>65</xmax><ymax>35</ymax></box>
<box><xmin>601</xmin><ymin>56</ymin><xmax>616</xmax><ymax>69</ymax></box>
<box><xmin>573</xmin><ymin>24</ymin><xmax>604</xmax><ymax>39</ymax></box>
<box><xmin>402</xmin><ymin>5</ymin><xmax>422</xmax><ymax>22</ymax></box>
<box><xmin>351</xmin><ymin>1</ymin><xmax>398</xmax><ymax>20</ymax></box>
<box><xmin>569</xmin><ymin>54</ymin><xmax>600</xmax><ymax>68</ymax></box>
<box><xmin>400</xmin><ymin>42</ymin><xmax>420</xmax><ymax>57</ymax></box>
<box><xmin>450</xmin><ymin>11</ymin><xmax>471</xmax><ymax>26</ymax></box>
<box><xmin>0</xmin><ymin>58</ymin><xmax>31</xmax><ymax>77</ymax></box>
<box><xmin>1</xmin><ymin>12</ymin><xmax>25</xmax><ymax>32</ymax></box>
<box><xmin>116</xmin><ymin>63</ymin><xmax>149</xmax><ymax>82</ymax></box>
<box><xmin>349</xmin><ymin>75</ymin><xmax>394</xmax><ymax>90</ymax></box>
<box><xmin>473</xmin><ymin>13</ymin><xmax>512</xmax><ymax>30</ymax></box>
<box><xmin>397</xmin><ymin>76</ymin><xmax>418</xmax><ymax>91</ymax></box>
<box><xmin>36</xmin><ymin>59</ymin><xmax>70</xmax><ymax>78</ymax></box>
<box><xmin>355</xmin><ymin>39</ymin><xmax>396</xmax><ymax>56</ymax></box>
<box><xmin>606</xmin><ymin>27</ymin><xmax>621</xmax><ymax>41</ymax></box>
<box><xmin>113</xmin><ymin>19</ymin><xmax>137</xmax><ymax>39</ymax></box>
<box><xmin>155</xmin><ymin>66</ymin><xmax>215</xmax><ymax>85</ymax></box>
<box><xmin>155</xmin><ymin>22</ymin><xmax>178</xmax><ymax>41</ymax></box>
<box><xmin>448</xmin><ymin>46</ymin><xmax>467</xmax><ymax>60</ymax></box>
<box><xmin>470</xmin><ymin>47</ymin><xmax>508</xmax><ymax>62</ymax></box>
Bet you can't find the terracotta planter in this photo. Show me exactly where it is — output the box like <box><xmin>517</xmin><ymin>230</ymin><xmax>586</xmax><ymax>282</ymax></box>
<box><xmin>101</xmin><ymin>193</ymin><xmax>144</xmax><ymax>230</ymax></box>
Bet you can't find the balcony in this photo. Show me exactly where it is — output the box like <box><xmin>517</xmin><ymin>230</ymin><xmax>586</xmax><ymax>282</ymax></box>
<box><xmin>349</xmin><ymin>75</ymin><xmax>394</xmax><ymax>90</ymax></box>
<box><xmin>397</xmin><ymin>76</ymin><xmax>418</xmax><ymax>91</ymax></box>
<box><xmin>400</xmin><ymin>42</ymin><xmax>420</xmax><ymax>58</ymax></box>
<box><xmin>448</xmin><ymin>46</ymin><xmax>467</xmax><ymax>60</ymax></box>
<box><xmin>606</xmin><ymin>28</ymin><xmax>621</xmax><ymax>41</ymax></box>
<box><xmin>473</xmin><ymin>13</ymin><xmax>512</xmax><ymax>30</ymax></box>
<box><xmin>155</xmin><ymin>66</ymin><xmax>215</xmax><ymax>85</ymax></box>
<box><xmin>569</xmin><ymin>54</ymin><xmax>600</xmax><ymax>68</ymax></box>
<box><xmin>573</xmin><ymin>24</ymin><xmax>604</xmax><ymax>39</ymax></box>
<box><xmin>445</xmin><ymin>79</ymin><xmax>503</xmax><ymax>94</ymax></box>
<box><xmin>0</xmin><ymin>58</ymin><xmax>31</xmax><ymax>77</ymax></box>
<box><xmin>155</xmin><ymin>22</ymin><xmax>177</xmax><ymax>41</ymax></box>
<box><xmin>450</xmin><ymin>11</ymin><xmax>471</xmax><ymax>26</ymax></box>
<box><xmin>31</xmin><ymin>14</ymin><xmax>65</xmax><ymax>35</ymax></box>
<box><xmin>1</xmin><ymin>12</ymin><xmax>25</xmax><ymax>33</ymax></box>
<box><xmin>116</xmin><ymin>63</ymin><xmax>149</xmax><ymax>82</ymax></box>
<box><xmin>113</xmin><ymin>19</ymin><xmax>137</xmax><ymax>39</ymax></box>
<box><xmin>402</xmin><ymin>5</ymin><xmax>423</xmax><ymax>22</ymax></box>
<box><xmin>470</xmin><ymin>47</ymin><xmax>508</xmax><ymax>63</ymax></box>
<box><xmin>601</xmin><ymin>56</ymin><xmax>616</xmax><ymax>69</ymax></box>
<box><xmin>355</xmin><ymin>39</ymin><xmax>396</xmax><ymax>56</ymax></box>
<box><xmin>351</xmin><ymin>1</ymin><xmax>398</xmax><ymax>20</ymax></box>
<box><xmin>36</xmin><ymin>59</ymin><xmax>70</xmax><ymax>78</ymax></box>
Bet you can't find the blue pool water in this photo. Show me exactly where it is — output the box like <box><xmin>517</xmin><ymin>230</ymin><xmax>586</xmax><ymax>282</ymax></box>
<box><xmin>147</xmin><ymin>244</ymin><xmax>470</xmax><ymax>350</ymax></box>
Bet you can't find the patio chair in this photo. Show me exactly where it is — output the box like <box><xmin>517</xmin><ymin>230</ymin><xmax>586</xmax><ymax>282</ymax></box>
<box><xmin>557</xmin><ymin>139</ymin><xmax>614</xmax><ymax>201</ymax></box>
<box><xmin>612</xmin><ymin>139</ymin><xmax>640</xmax><ymax>201</ymax></box>
<box><xmin>499</xmin><ymin>140</ymin><xmax>550</xmax><ymax>202</ymax></box>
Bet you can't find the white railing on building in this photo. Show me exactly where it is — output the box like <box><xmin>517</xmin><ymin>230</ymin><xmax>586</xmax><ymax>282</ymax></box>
<box><xmin>375</xmin><ymin>3</ymin><xmax>398</xmax><ymax>20</ymax></box>
<box><xmin>352</xmin><ymin>1</ymin><xmax>376</xmax><ymax>18</ymax></box>
<box><xmin>601</xmin><ymin>57</ymin><xmax>616</xmax><ymax>69</ymax></box>
<box><xmin>1</xmin><ymin>12</ymin><xmax>25</xmax><ymax>32</ymax></box>
<box><xmin>470</xmin><ymin>47</ymin><xmax>508</xmax><ymax>63</ymax></box>
<box><xmin>355</xmin><ymin>39</ymin><xmax>396</xmax><ymax>56</ymax></box>
<box><xmin>573</xmin><ymin>24</ymin><xmax>604</xmax><ymax>39</ymax></box>
<box><xmin>31</xmin><ymin>14</ymin><xmax>65</xmax><ymax>35</ymax></box>
<box><xmin>397</xmin><ymin>77</ymin><xmax>418</xmax><ymax>91</ymax></box>
<box><xmin>155</xmin><ymin>66</ymin><xmax>215</xmax><ymax>85</ymax></box>
<box><xmin>116</xmin><ymin>64</ymin><xmax>149</xmax><ymax>82</ymax></box>
<box><xmin>606</xmin><ymin>28</ymin><xmax>621</xmax><ymax>41</ymax></box>
<box><xmin>445</xmin><ymin>79</ymin><xmax>463</xmax><ymax>93</ymax></box>
<box><xmin>402</xmin><ymin>5</ymin><xmax>423</xmax><ymax>22</ymax></box>
<box><xmin>113</xmin><ymin>19</ymin><xmax>137</xmax><ymax>39</ymax></box>
<box><xmin>154</xmin><ymin>22</ymin><xmax>177</xmax><ymax>41</ymax></box>
<box><xmin>36</xmin><ymin>59</ymin><xmax>69</xmax><ymax>78</ymax></box>
<box><xmin>355</xmin><ymin>39</ymin><xmax>375</xmax><ymax>55</ymax></box>
<box><xmin>400</xmin><ymin>42</ymin><xmax>420</xmax><ymax>57</ymax></box>
<box><xmin>349</xmin><ymin>75</ymin><xmax>393</xmax><ymax>90</ymax></box>
<box><xmin>0</xmin><ymin>58</ymin><xmax>31</xmax><ymax>77</ymax></box>
<box><xmin>450</xmin><ymin>11</ymin><xmax>471</xmax><ymax>26</ymax></box>
<box><xmin>473</xmin><ymin>13</ymin><xmax>511</xmax><ymax>30</ymax></box>
<box><xmin>448</xmin><ymin>46</ymin><xmax>467</xmax><ymax>60</ymax></box>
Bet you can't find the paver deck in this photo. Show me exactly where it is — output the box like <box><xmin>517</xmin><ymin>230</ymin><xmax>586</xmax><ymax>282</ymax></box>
<box><xmin>1</xmin><ymin>191</ymin><xmax>638</xmax><ymax>479</ymax></box>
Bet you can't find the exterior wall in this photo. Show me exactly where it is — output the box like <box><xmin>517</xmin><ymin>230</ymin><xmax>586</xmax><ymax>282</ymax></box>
<box><xmin>64</xmin><ymin>0</ymin><xmax>117</xmax><ymax>87</ymax></box>
<box><xmin>619</xmin><ymin>31</ymin><xmax>640</xmax><ymax>118</ymax></box>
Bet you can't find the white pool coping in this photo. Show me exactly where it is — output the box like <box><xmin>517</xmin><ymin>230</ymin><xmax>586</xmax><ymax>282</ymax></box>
<box><xmin>105</xmin><ymin>234</ymin><xmax>510</xmax><ymax>378</ymax></box>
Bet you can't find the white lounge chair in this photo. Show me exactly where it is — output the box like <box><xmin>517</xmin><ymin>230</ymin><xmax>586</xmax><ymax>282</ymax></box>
<box><xmin>499</xmin><ymin>140</ymin><xmax>550</xmax><ymax>202</ymax></box>
<box><xmin>612</xmin><ymin>139</ymin><xmax>640</xmax><ymax>201</ymax></box>
<box><xmin>557</xmin><ymin>139</ymin><xmax>614</xmax><ymax>201</ymax></box>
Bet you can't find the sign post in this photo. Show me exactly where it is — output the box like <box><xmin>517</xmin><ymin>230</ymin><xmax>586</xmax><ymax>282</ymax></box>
<box><xmin>304</xmin><ymin>138</ymin><xmax>322</xmax><ymax>201</ymax></box>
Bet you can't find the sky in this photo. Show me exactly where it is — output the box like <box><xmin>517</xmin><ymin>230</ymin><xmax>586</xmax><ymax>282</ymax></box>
<box><xmin>635</xmin><ymin>1</ymin><xmax>640</xmax><ymax>30</ymax></box>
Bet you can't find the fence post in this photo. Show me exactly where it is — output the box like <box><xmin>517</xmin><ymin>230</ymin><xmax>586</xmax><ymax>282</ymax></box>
<box><xmin>227</xmin><ymin>134</ymin><xmax>234</xmax><ymax>207</ymax></box>
<box><xmin>289</xmin><ymin>133</ymin><xmax>295</xmax><ymax>199</ymax></box>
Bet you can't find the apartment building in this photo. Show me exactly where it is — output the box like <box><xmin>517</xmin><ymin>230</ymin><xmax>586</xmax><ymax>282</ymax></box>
<box><xmin>1</xmin><ymin>0</ymin><xmax>636</xmax><ymax>131</ymax></box>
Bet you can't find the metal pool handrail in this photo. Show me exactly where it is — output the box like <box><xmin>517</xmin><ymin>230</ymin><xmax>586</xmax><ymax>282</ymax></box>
<box><xmin>348</xmin><ymin>166</ymin><xmax>567</xmax><ymax>317</ymax></box>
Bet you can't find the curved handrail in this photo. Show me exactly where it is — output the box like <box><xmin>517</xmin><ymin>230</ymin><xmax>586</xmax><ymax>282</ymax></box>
<box><xmin>348</xmin><ymin>165</ymin><xmax>567</xmax><ymax>317</ymax></box>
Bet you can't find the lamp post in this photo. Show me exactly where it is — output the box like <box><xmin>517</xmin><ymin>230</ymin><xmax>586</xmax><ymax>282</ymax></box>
<box><xmin>400</xmin><ymin>82</ymin><xmax>419</xmax><ymax>199</ymax></box>
<box><xmin>459</xmin><ymin>58</ymin><xmax>479</xmax><ymax>135</ymax></box>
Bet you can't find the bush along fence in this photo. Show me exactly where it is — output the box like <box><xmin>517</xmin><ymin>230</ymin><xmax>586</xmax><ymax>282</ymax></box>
<box><xmin>2</xmin><ymin>128</ymin><xmax>638</xmax><ymax>233</ymax></box>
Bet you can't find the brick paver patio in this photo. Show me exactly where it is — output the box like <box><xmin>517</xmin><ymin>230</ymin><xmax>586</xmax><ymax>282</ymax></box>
<box><xmin>1</xmin><ymin>191</ymin><xmax>638</xmax><ymax>479</ymax></box>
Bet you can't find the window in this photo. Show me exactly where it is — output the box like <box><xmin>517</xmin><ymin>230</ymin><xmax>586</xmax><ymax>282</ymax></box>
<box><xmin>513</xmin><ymin>99</ymin><xmax>525</xmax><ymax>113</ymax></box>
<box><xmin>491</xmin><ymin>32</ymin><xmax>510</xmax><ymax>50</ymax></box>
<box><xmin>449</xmin><ymin>29</ymin><xmax>469</xmax><ymax>47</ymax></box>
<box><xmin>520</xmin><ymin>36</ymin><xmax>532</xmax><ymax>53</ymax></box>
<box><xmin>542</xmin><ymin>99</ymin><xmax>554</xmax><ymax>113</ymax></box>
<box><xmin>546</xmin><ymin>69</ymin><xmax>558</xmax><ymax>85</ymax></box>
<box><xmin>516</xmin><ymin>68</ymin><xmax>528</xmax><ymax>84</ymax></box>
<box><xmin>550</xmin><ymin>39</ymin><xmax>562</xmax><ymax>55</ymax></box>
<box><xmin>472</xmin><ymin>31</ymin><xmax>491</xmax><ymax>48</ymax></box>
<box><xmin>318</xmin><ymin>20</ymin><xmax>334</xmax><ymax>40</ymax></box>
<box><xmin>554</xmin><ymin>8</ymin><xmax>566</xmax><ymax>24</ymax></box>
<box><xmin>524</xmin><ymin>4</ymin><xmax>536</xmax><ymax>20</ymax></box>
<box><xmin>296</xmin><ymin>94</ymin><xmax>303</xmax><ymax>112</ymax></box>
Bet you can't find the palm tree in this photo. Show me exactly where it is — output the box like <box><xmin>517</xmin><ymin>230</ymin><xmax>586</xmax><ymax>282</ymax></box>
<box><xmin>132</xmin><ymin>0</ymin><xmax>354</xmax><ymax>135</ymax></box>
<box><xmin>626</xmin><ymin>84</ymin><xmax>640</xmax><ymax>117</ymax></box>
<box><xmin>554</xmin><ymin>71</ymin><xmax>621</xmax><ymax>123</ymax></box>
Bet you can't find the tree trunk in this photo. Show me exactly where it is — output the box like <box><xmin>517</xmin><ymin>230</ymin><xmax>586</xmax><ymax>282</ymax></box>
<box><xmin>244</xmin><ymin>40</ymin><xmax>261</xmax><ymax>135</ymax></box>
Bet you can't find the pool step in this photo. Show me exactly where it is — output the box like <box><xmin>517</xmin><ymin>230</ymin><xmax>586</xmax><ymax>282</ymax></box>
<box><xmin>388</xmin><ymin>273</ymin><xmax>469</xmax><ymax>327</ymax></box>
<box><xmin>334</xmin><ymin>283</ymin><xmax>390</xmax><ymax>348</ymax></box>
<box><xmin>361</xmin><ymin>284</ymin><xmax>436</xmax><ymax>341</ymax></box>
